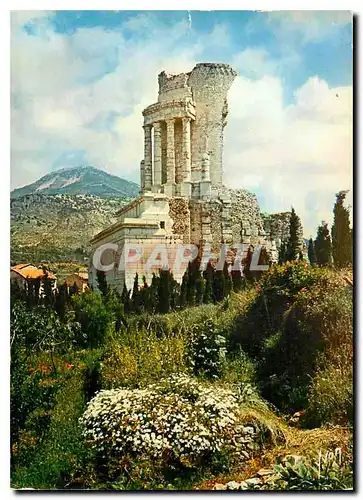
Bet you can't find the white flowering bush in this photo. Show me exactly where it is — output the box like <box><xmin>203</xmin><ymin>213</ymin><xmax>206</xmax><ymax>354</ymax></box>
<box><xmin>79</xmin><ymin>374</ymin><xmax>259</xmax><ymax>468</ymax></box>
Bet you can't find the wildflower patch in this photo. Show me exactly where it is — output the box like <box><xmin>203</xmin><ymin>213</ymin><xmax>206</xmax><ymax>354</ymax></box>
<box><xmin>79</xmin><ymin>375</ymin><xmax>260</xmax><ymax>466</ymax></box>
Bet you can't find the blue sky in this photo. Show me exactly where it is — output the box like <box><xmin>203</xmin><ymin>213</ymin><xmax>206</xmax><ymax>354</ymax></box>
<box><xmin>11</xmin><ymin>10</ymin><xmax>353</xmax><ymax>235</ymax></box>
<box><xmin>45</xmin><ymin>10</ymin><xmax>353</xmax><ymax>101</ymax></box>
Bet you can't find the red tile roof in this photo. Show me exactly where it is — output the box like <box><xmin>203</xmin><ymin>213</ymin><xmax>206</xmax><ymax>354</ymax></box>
<box><xmin>11</xmin><ymin>264</ymin><xmax>56</xmax><ymax>280</ymax></box>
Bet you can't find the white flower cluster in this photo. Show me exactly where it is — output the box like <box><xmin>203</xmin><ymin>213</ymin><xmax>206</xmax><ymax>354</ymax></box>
<box><xmin>79</xmin><ymin>374</ymin><xmax>257</xmax><ymax>463</ymax></box>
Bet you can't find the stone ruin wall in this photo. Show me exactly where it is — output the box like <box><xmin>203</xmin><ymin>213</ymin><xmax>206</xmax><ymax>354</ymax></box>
<box><xmin>168</xmin><ymin>197</ymin><xmax>191</xmax><ymax>243</ymax></box>
<box><xmin>188</xmin><ymin>201</ymin><xmax>203</xmax><ymax>246</ymax></box>
<box><xmin>155</xmin><ymin>64</ymin><xmax>237</xmax><ymax>188</ymax></box>
<box><xmin>262</xmin><ymin>212</ymin><xmax>306</xmax><ymax>256</ymax></box>
<box><xmin>262</xmin><ymin>212</ymin><xmax>291</xmax><ymax>245</ymax></box>
<box><xmin>168</xmin><ymin>188</ymin><xmax>283</xmax><ymax>263</ymax></box>
<box><xmin>187</xmin><ymin>64</ymin><xmax>237</xmax><ymax>185</ymax></box>
<box><xmin>158</xmin><ymin>71</ymin><xmax>192</xmax><ymax>102</ymax></box>
<box><xmin>208</xmin><ymin>200</ymin><xmax>223</xmax><ymax>249</ymax></box>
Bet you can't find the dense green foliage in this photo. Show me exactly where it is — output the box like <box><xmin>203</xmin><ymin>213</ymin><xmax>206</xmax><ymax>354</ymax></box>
<box><xmin>72</xmin><ymin>291</ymin><xmax>111</xmax><ymax>348</ymax></box>
<box><xmin>11</xmin><ymin>258</ymin><xmax>353</xmax><ymax>490</ymax></box>
<box><xmin>10</xmin><ymin>188</ymin><xmax>353</xmax><ymax>490</ymax></box>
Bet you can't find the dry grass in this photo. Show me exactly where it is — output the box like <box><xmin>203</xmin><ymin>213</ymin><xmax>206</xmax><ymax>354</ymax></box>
<box><xmin>196</xmin><ymin>425</ymin><xmax>351</xmax><ymax>490</ymax></box>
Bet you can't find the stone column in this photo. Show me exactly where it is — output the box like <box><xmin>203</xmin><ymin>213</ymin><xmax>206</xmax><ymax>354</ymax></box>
<box><xmin>201</xmin><ymin>152</ymin><xmax>211</xmax><ymax>181</ymax></box>
<box><xmin>181</xmin><ymin>117</ymin><xmax>191</xmax><ymax>181</ymax></box>
<box><xmin>166</xmin><ymin>119</ymin><xmax>175</xmax><ymax>184</ymax></box>
<box><xmin>200</xmin><ymin>152</ymin><xmax>211</xmax><ymax>199</ymax></box>
<box><xmin>140</xmin><ymin>160</ymin><xmax>145</xmax><ymax>194</ymax></box>
<box><xmin>143</xmin><ymin>124</ymin><xmax>153</xmax><ymax>191</ymax></box>
<box><xmin>164</xmin><ymin>119</ymin><xmax>175</xmax><ymax>196</ymax></box>
<box><xmin>153</xmin><ymin>122</ymin><xmax>162</xmax><ymax>186</ymax></box>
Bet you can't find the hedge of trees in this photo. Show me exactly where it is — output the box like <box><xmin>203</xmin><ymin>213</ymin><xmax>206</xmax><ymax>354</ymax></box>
<box><xmin>11</xmin><ymin>191</ymin><xmax>352</xmax><ymax>317</ymax></box>
<box><xmin>307</xmin><ymin>191</ymin><xmax>353</xmax><ymax>268</ymax></box>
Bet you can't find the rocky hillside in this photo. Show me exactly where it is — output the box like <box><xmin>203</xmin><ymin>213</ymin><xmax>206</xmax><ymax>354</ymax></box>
<box><xmin>11</xmin><ymin>193</ymin><xmax>132</xmax><ymax>264</ymax></box>
<box><xmin>11</xmin><ymin>166</ymin><xmax>140</xmax><ymax>198</ymax></box>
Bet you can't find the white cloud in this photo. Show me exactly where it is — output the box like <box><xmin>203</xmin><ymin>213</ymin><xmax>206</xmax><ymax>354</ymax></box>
<box><xmin>11</xmin><ymin>10</ymin><xmax>53</xmax><ymax>29</ymax></box>
<box><xmin>232</xmin><ymin>47</ymin><xmax>277</xmax><ymax>78</ymax></box>
<box><xmin>265</xmin><ymin>10</ymin><xmax>352</xmax><ymax>44</ymax></box>
<box><xmin>11</xmin><ymin>13</ymin><xmax>200</xmax><ymax>188</ymax></box>
<box><xmin>224</xmin><ymin>74</ymin><xmax>352</xmax><ymax>235</ymax></box>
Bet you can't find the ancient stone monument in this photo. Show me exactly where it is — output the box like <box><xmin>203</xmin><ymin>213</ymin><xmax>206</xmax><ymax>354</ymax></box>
<box><xmin>89</xmin><ymin>63</ymin><xmax>298</xmax><ymax>291</ymax></box>
<box><xmin>140</xmin><ymin>63</ymin><xmax>237</xmax><ymax>197</ymax></box>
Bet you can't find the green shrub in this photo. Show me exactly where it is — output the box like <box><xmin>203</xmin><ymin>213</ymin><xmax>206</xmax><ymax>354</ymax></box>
<box><xmin>131</xmin><ymin>303</ymin><xmax>220</xmax><ymax>339</ymax></box>
<box><xmin>190</xmin><ymin>319</ymin><xmax>227</xmax><ymax>379</ymax></box>
<box><xmin>83</xmin><ymin>350</ymin><xmax>103</xmax><ymax>402</ymax></box>
<box><xmin>304</xmin><ymin>365</ymin><xmax>353</xmax><ymax>428</ymax></box>
<box><xmin>11</xmin><ymin>300</ymin><xmax>75</xmax><ymax>352</ymax></box>
<box><xmin>257</xmin><ymin>272</ymin><xmax>353</xmax><ymax>413</ymax></box>
<box><xmin>222</xmin><ymin>349</ymin><xmax>256</xmax><ymax>386</ymax></box>
<box><xmin>259</xmin><ymin>260</ymin><xmax>327</xmax><ymax>299</ymax></box>
<box><xmin>11</xmin><ymin>301</ymin><xmax>74</xmax><ymax>457</ymax></box>
<box><xmin>251</xmin><ymin>452</ymin><xmax>353</xmax><ymax>490</ymax></box>
<box><xmin>132</xmin><ymin>314</ymin><xmax>173</xmax><ymax>338</ymax></box>
<box><xmin>229</xmin><ymin>262</ymin><xmax>328</xmax><ymax>357</ymax></box>
<box><xmin>72</xmin><ymin>291</ymin><xmax>112</xmax><ymax>348</ymax></box>
<box><xmin>11</xmin><ymin>359</ymin><xmax>60</xmax><ymax>465</ymax></box>
<box><xmin>100</xmin><ymin>328</ymin><xmax>189</xmax><ymax>389</ymax></box>
<box><xmin>12</xmin><ymin>367</ymin><xmax>88</xmax><ymax>489</ymax></box>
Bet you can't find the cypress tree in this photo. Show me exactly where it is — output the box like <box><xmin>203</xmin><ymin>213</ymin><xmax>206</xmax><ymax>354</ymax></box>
<box><xmin>255</xmin><ymin>246</ymin><xmax>271</xmax><ymax>279</ymax></box>
<box><xmin>42</xmin><ymin>270</ymin><xmax>54</xmax><ymax>306</ymax></box>
<box><xmin>107</xmin><ymin>289</ymin><xmax>125</xmax><ymax>332</ymax></box>
<box><xmin>213</xmin><ymin>269</ymin><xmax>224</xmax><ymax>302</ymax></box>
<box><xmin>131</xmin><ymin>273</ymin><xmax>141</xmax><ymax>314</ymax></box>
<box><xmin>55</xmin><ymin>282</ymin><xmax>69</xmax><ymax>320</ymax></box>
<box><xmin>186</xmin><ymin>261</ymin><xmax>197</xmax><ymax>306</ymax></box>
<box><xmin>168</xmin><ymin>271</ymin><xmax>180</xmax><ymax>311</ymax></box>
<box><xmin>69</xmin><ymin>281</ymin><xmax>79</xmax><ymax>296</ymax></box>
<box><xmin>96</xmin><ymin>270</ymin><xmax>108</xmax><ymax>298</ymax></box>
<box><xmin>26</xmin><ymin>277</ymin><xmax>41</xmax><ymax>306</ymax></box>
<box><xmin>243</xmin><ymin>246</ymin><xmax>254</xmax><ymax>282</ymax></box>
<box><xmin>307</xmin><ymin>238</ymin><xmax>317</xmax><ymax>266</ymax></box>
<box><xmin>231</xmin><ymin>267</ymin><xmax>243</xmax><ymax>292</ymax></box>
<box><xmin>222</xmin><ymin>261</ymin><xmax>232</xmax><ymax>298</ymax></box>
<box><xmin>180</xmin><ymin>270</ymin><xmax>188</xmax><ymax>308</ymax></box>
<box><xmin>278</xmin><ymin>240</ymin><xmax>287</xmax><ymax>265</ymax></box>
<box><xmin>195</xmin><ymin>273</ymin><xmax>205</xmax><ymax>306</ymax></box>
<box><xmin>203</xmin><ymin>261</ymin><xmax>215</xmax><ymax>304</ymax></box>
<box><xmin>285</xmin><ymin>207</ymin><xmax>301</xmax><ymax>262</ymax></box>
<box><xmin>121</xmin><ymin>283</ymin><xmax>131</xmax><ymax>314</ymax></box>
<box><xmin>331</xmin><ymin>190</ymin><xmax>353</xmax><ymax>268</ymax></box>
<box><xmin>149</xmin><ymin>273</ymin><xmax>160</xmax><ymax>313</ymax></box>
<box><xmin>315</xmin><ymin>222</ymin><xmax>332</xmax><ymax>266</ymax></box>
<box><xmin>139</xmin><ymin>275</ymin><xmax>149</xmax><ymax>312</ymax></box>
<box><xmin>158</xmin><ymin>268</ymin><xmax>171</xmax><ymax>314</ymax></box>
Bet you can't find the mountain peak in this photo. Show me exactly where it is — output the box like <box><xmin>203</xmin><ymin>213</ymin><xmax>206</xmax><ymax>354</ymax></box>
<box><xmin>11</xmin><ymin>166</ymin><xmax>140</xmax><ymax>198</ymax></box>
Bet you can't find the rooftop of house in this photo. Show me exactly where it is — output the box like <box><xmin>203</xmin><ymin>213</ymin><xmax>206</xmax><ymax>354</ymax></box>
<box><xmin>11</xmin><ymin>264</ymin><xmax>56</xmax><ymax>280</ymax></box>
<box><xmin>66</xmin><ymin>272</ymin><xmax>88</xmax><ymax>281</ymax></box>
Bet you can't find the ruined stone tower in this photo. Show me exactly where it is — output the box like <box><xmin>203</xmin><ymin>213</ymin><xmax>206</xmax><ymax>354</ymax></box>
<box><xmin>89</xmin><ymin>63</ymin><xmax>294</xmax><ymax>292</ymax></box>
<box><xmin>141</xmin><ymin>63</ymin><xmax>237</xmax><ymax>199</ymax></box>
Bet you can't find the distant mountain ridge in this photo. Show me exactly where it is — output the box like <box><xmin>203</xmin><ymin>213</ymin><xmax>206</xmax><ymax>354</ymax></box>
<box><xmin>11</xmin><ymin>166</ymin><xmax>140</xmax><ymax>198</ymax></box>
<box><xmin>11</xmin><ymin>193</ymin><xmax>132</xmax><ymax>264</ymax></box>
